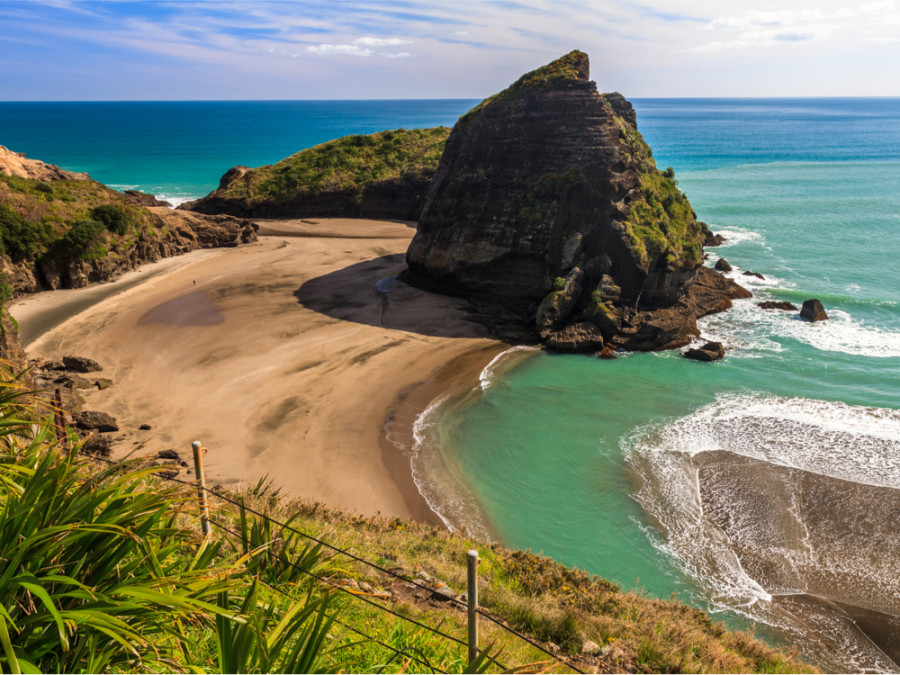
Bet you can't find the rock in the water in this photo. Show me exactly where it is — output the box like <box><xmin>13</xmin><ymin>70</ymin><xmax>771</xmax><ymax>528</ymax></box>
<box><xmin>742</xmin><ymin>270</ymin><xmax>765</xmax><ymax>280</ymax></box>
<box><xmin>94</xmin><ymin>378</ymin><xmax>113</xmax><ymax>390</ymax></box>
<box><xmin>405</xmin><ymin>50</ymin><xmax>740</xmax><ymax>352</ymax></box>
<box><xmin>74</xmin><ymin>410</ymin><xmax>119</xmax><ymax>432</ymax></box>
<box><xmin>758</xmin><ymin>301</ymin><xmax>798</xmax><ymax>311</ymax></box>
<box><xmin>714</xmin><ymin>258</ymin><xmax>732</xmax><ymax>272</ymax></box>
<box><xmin>800</xmin><ymin>299</ymin><xmax>828</xmax><ymax>322</ymax></box>
<box><xmin>63</xmin><ymin>355</ymin><xmax>102</xmax><ymax>372</ymax></box>
<box><xmin>684</xmin><ymin>341</ymin><xmax>725</xmax><ymax>362</ymax></box>
<box><xmin>598</xmin><ymin>345</ymin><xmax>617</xmax><ymax>359</ymax></box>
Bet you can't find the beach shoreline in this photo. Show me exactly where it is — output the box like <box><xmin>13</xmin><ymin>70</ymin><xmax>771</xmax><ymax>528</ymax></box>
<box><xmin>13</xmin><ymin>218</ymin><xmax>507</xmax><ymax>524</ymax></box>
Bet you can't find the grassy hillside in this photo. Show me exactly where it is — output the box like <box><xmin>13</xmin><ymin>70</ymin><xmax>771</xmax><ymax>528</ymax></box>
<box><xmin>0</xmin><ymin>367</ymin><xmax>814</xmax><ymax>674</ymax></box>
<box><xmin>185</xmin><ymin>127</ymin><xmax>450</xmax><ymax>219</ymax></box>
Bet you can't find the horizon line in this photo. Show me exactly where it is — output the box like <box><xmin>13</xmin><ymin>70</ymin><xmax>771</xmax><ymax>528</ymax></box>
<box><xmin>2</xmin><ymin>95</ymin><xmax>900</xmax><ymax>104</ymax></box>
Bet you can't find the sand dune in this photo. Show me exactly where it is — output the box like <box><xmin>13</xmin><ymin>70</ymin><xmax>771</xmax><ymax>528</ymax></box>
<box><xmin>16</xmin><ymin>218</ymin><xmax>505</xmax><ymax>522</ymax></box>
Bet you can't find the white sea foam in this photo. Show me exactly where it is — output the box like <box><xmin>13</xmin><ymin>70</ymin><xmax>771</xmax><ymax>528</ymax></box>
<box><xmin>699</xmin><ymin>295</ymin><xmax>900</xmax><ymax>359</ymax></box>
<box><xmin>408</xmin><ymin>394</ymin><xmax>495</xmax><ymax>539</ymax></box>
<box><xmin>626</xmin><ymin>394</ymin><xmax>900</xmax><ymax>671</ymax></box>
<box><xmin>479</xmin><ymin>345</ymin><xmax>539</xmax><ymax>391</ymax></box>
<box><xmin>707</xmin><ymin>226</ymin><xmax>765</xmax><ymax>248</ymax></box>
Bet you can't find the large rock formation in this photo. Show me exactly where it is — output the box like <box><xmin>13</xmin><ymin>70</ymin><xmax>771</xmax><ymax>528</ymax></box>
<box><xmin>183</xmin><ymin>127</ymin><xmax>450</xmax><ymax>221</ymax></box>
<box><xmin>405</xmin><ymin>51</ymin><xmax>747</xmax><ymax>351</ymax></box>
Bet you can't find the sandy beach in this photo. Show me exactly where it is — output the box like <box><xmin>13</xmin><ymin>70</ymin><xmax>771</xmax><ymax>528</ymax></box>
<box><xmin>12</xmin><ymin>218</ymin><xmax>506</xmax><ymax>523</ymax></box>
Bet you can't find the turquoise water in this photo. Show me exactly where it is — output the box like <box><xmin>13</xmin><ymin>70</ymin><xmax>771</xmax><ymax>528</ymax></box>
<box><xmin>0</xmin><ymin>100</ymin><xmax>477</xmax><ymax>203</ymax></box>
<box><xmin>419</xmin><ymin>99</ymin><xmax>900</xmax><ymax>670</ymax></box>
<box><xmin>3</xmin><ymin>98</ymin><xmax>898</xmax><ymax>668</ymax></box>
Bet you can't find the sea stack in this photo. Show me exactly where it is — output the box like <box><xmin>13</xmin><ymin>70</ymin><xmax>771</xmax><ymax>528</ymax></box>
<box><xmin>406</xmin><ymin>51</ymin><xmax>747</xmax><ymax>351</ymax></box>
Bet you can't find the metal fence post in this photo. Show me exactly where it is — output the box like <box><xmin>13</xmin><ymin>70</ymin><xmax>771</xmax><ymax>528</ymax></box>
<box><xmin>191</xmin><ymin>440</ymin><xmax>211</xmax><ymax>538</ymax></box>
<box><xmin>467</xmin><ymin>549</ymin><xmax>480</xmax><ymax>666</ymax></box>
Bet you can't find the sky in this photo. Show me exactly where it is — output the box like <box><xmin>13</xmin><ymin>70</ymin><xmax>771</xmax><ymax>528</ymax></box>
<box><xmin>1</xmin><ymin>0</ymin><xmax>899</xmax><ymax>100</ymax></box>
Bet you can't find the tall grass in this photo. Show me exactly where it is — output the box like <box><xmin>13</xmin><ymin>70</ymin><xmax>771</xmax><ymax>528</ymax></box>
<box><xmin>0</xmin><ymin>374</ymin><xmax>338</xmax><ymax>673</ymax></box>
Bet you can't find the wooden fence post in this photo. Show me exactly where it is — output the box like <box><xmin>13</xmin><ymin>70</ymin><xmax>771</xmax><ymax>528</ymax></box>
<box><xmin>191</xmin><ymin>440</ymin><xmax>211</xmax><ymax>538</ymax></box>
<box><xmin>467</xmin><ymin>549</ymin><xmax>480</xmax><ymax>666</ymax></box>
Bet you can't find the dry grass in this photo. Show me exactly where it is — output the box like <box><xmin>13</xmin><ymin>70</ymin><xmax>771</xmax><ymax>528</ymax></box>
<box><xmin>211</xmin><ymin>487</ymin><xmax>816</xmax><ymax>674</ymax></box>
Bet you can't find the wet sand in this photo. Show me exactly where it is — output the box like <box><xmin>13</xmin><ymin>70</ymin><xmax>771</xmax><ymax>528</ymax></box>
<box><xmin>14</xmin><ymin>218</ymin><xmax>506</xmax><ymax>523</ymax></box>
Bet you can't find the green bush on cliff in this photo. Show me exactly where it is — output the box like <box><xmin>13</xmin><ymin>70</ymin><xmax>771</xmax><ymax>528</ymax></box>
<box><xmin>610</xmin><ymin>115</ymin><xmax>704</xmax><ymax>268</ymax></box>
<box><xmin>0</xmin><ymin>204</ymin><xmax>55</xmax><ymax>262</ymax></box>
<box><xmin>90</xmin><ymin>203</ymin><xmax>131</xmax><ymax>234</ymax></box>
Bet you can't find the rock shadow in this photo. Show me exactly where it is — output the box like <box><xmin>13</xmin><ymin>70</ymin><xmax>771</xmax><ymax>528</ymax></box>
<box><xmin>293</xmin><ymin>254</ymin><xmax>486</xmax><ymax>339</ymax></box>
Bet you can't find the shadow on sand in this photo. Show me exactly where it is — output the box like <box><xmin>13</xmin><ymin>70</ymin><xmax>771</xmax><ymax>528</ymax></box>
<box><xmin>293</xmin><ymin>254</ymin><xmax>485</xmax><ymax>340</ymax></box>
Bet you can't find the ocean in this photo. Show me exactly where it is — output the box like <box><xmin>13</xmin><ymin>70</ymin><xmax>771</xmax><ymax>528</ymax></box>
<box><xmin>2</xmin><ymin>98</ymin><xmax>898</xmax><ymax>670</ymax></box>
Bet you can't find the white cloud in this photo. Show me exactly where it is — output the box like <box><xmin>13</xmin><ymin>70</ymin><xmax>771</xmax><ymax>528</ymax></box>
<box><xmin>353</xmin><ymin>36</ymin><xmax>413</xmax><ymax>47</ymax></box>
<box><xmin>381</xmin><ymin>51</ymin><xmax>412</xmax><ymax>59</ymax></box>
<box><xmin>306</xmin><ymin>44</ymin><xmax>373</xmax><ymax>56</ymax></box>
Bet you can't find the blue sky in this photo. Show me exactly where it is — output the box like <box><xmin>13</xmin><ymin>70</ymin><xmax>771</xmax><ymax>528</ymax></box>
<box><xmin>1</xmin><ymin>0</ymin><xmax>898</xmax><ymax>100</ymax></box>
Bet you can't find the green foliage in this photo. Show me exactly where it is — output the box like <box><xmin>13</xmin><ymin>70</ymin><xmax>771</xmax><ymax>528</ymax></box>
<box><xmin>60</xmin><ymin>218</ymin><xmax>104</xmax><ymax>252</ymax></box>
<box><xmin>0</xmin><ymin>275</ymin><xmax>12</xmax><ymax>306</ymax></box>
<box><xmin>609</xmin><ymin>115</ymin><xmax>704</xmax><ymax>268</ymax></box>
<box><xmin>458</xmin><ymin>50</ymin><xmax>588</xmax><ymax>129</ymax></box>
<box><xmin>0</xmin><ymin>205</ymin><xmax>56</xmax><ymax>262</ymax></box>
<box><xmin>221</xmin><ymin>127</ymin><xmax>450</xmax><ymax>205</ymax></box>
<box><xmin>89</xmin><ymin>204</ymin><xmax>130</xmax><ymax>235</ymax></box>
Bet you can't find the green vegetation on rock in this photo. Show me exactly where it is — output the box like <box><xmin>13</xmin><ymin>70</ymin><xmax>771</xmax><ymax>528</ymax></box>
<box><xmin>459</xmin><ymin>50</ymin><xmax>589</xmax><ymax>130</ymax></box>
<box><xmin>610</xmin><ymin>113</ymin><xmax>704</xmax><ymax>269</ymax></box>
<box><xmin>216</xmin><ymin>127</ymin><xmax>449</xmax><ymax>206</ymax></box>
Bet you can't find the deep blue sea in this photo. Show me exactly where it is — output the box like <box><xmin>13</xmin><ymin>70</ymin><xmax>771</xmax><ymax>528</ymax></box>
<box><xmin>2</xmin><ymin>98</ymin><xmax>899</xmax><ymax>670</ymax></box>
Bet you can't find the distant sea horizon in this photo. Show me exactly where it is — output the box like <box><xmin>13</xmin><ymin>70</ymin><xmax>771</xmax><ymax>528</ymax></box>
<box><xmin>2</xmin><ymin>97</ymin><xmax>899</xmax><ymax>671</ymax></box>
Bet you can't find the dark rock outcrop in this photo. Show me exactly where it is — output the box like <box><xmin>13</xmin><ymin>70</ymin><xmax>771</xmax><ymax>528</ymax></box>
<box><xmin>122</xmin><ymin>190</ymin><xmax>172</xmax><ymax>207</ymax></box>
<box><xmin>74</xmin><ymin>410</ymin><xmax>119</xmax><ymax>433</ymax></box>
<box><xmin>63</xmin><ymin>355</ymin><xmax>102</xmax><ymax>373</ymax></box>
<box><xmin>758</xmin><ymin>301</ymin><xmax>798</xmax><ymax>311</ymax></box>
<box><xmin>743</xmin><ymin>270</ymin><xmax>765</xmax><ymax>280</ymax></box>
<box><xmin>684</xmin><ymin>341</ymin><xmax>725</xmax><ymax>362</ymax></box>
<box><xmin>714</xmin><ymin>258</ymin><xmax>732</xmax><ymax>272</ymax></box>
<box><xmin>699</xmin><ymin>222</ymin><xmax>726</xmax><ymax>247</ymax></box>
<box><xmin>405</xmin><ymin>51</ymin><xmax>748</xmax><ymax>352</ymax></box>
<box><xmin>800</xmin><ymin>299</ymin><xmax>828</xmax><ymax>322</ymax></box>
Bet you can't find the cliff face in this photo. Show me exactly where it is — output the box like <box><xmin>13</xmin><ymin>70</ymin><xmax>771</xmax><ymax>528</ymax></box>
<box><xmin>0</xmin><ymin>165</ymin><xmax>257</xmax><ymax>297</ymax></box>
<box><xmin>183</xmin><ymin>128</ymin><xmax>450</xmax><ymax>221</ymax></box>
<box><xmin>406</xmin><ymin>51</ymin><xmax>746</xmax><ymax>351</ymax></box>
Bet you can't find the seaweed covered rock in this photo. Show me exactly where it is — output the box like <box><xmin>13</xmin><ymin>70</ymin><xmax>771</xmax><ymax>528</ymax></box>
<box><xmin>405</xmin><ymin>51</ymin><xmax>746</xmax><ymax>352</ymax></box>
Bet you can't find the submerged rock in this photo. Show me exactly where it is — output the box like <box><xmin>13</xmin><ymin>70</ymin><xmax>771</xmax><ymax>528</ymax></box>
<box><xmin>405</xmin><ymin>51</ymin><xmax>747</xmax><ymax>352</ymax></box>
<box><xmin>800</xmin><ymin>299</ymin><xmax>829</xmax><ymax>322</ymax></box>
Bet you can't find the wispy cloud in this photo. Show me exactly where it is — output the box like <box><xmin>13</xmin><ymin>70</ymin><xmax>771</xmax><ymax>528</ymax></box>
<box><xmin>694</xmin><ymin>3</ymin><xmax>900</xmax><ymax>51</ymax></box>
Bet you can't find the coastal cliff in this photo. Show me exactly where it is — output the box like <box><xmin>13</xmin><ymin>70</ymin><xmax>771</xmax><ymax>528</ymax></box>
<box><xmin>406</xmin><ymin>51</ymin><xmax>747</xmax><ymax>351</ymax></box>
<box><xmin>182</xmin><ymin>127</ymin><xmax>449</xmax><ymax>220</ymax></box>
<box><xmin>0</xmin><ymin>159</ymin><xmax>256</xmax><ymax>298</ymax></box>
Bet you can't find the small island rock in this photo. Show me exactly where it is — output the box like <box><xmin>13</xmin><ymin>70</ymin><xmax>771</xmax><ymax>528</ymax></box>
<box><xmin>800</xmin><ymin>299</ymin><xmax>828</xmax><ymax>322</ymax></box>
<box><xmin>684</xmin><ymin>341</ymin><xmax>725</xmax><ymax>362</ymax></box>
<box><xmin>63</xmin><ymin>355</ymin><xmax>103</xmax><ymax>372</ymax></box>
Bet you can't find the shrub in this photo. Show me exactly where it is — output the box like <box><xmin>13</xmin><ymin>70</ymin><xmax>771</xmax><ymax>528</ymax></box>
<box><xmin>89</xmin><ymin>203</ymin><xmax>130</xmax><ymax>234</ymax></box>
<box><xmin>0</xmin><ymin>205</ymin><xmax>55</xmax><ymax>262</ymax></box>
<box><xmin>61</xmin><ymin>219</ymin><xmax>104</xmax><ymax>251</ymax></box>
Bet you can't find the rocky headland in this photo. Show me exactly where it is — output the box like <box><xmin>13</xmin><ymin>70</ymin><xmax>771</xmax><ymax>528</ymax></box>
<box><xmin>0</xmin><ymin>152</ymin><xmax>257</xmax><ymax>298</ymax></box>
<box><xmin>182</xmin><ymin>127</ymin><xmax>450</xmax><ymax>220</ymax></box>
<box><xmin>405</xmin><ymin>51</ymin><xmax>748</xmax><ymax>352</ymax></box>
